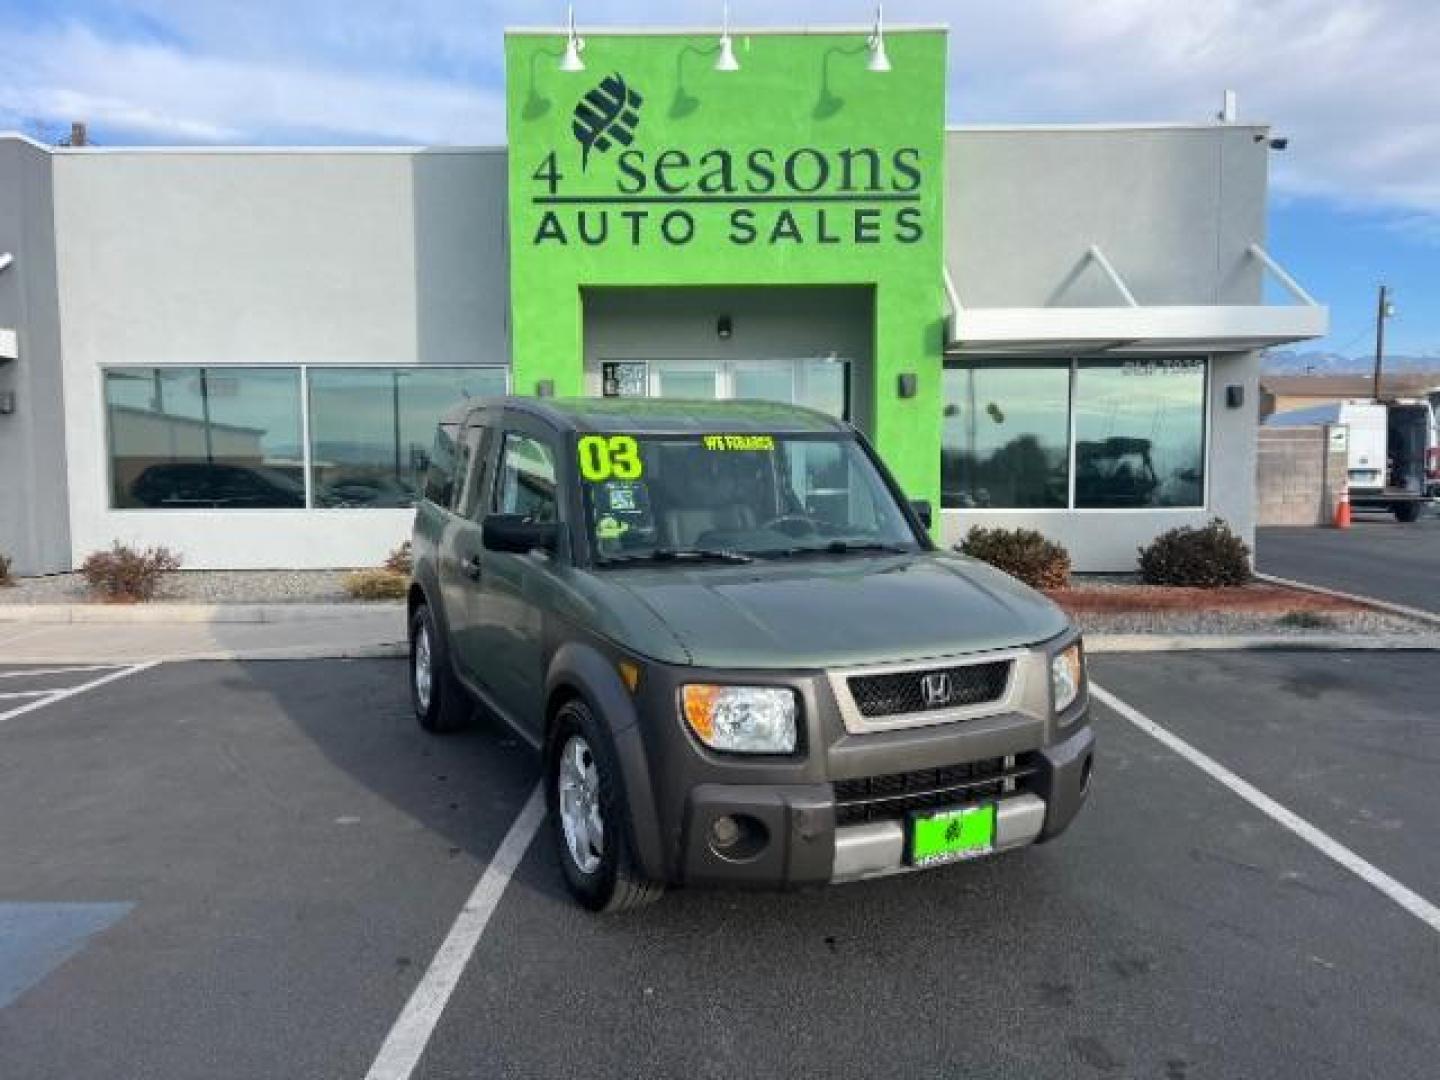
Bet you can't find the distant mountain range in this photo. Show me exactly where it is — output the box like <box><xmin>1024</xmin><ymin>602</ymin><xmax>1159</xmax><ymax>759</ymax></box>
<box><xmin>1263</xmin><ymin>350</ymin><xmax>1440</xmax><ymax>375</ymax></box>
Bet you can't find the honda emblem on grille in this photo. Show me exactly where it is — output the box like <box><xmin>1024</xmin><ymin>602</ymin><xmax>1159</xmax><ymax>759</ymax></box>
<box><xmin>921</xmin><ymin>672</ymin><xmax>952</xmax><ymax>708</ymax></box>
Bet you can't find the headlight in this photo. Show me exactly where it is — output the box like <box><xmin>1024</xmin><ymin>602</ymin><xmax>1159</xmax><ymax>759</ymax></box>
<box><xmin>1051</xmin><ymin>644</ymin><xmax>1084</xmax><ymax>714</ymax></box>
<box><xmin>682</xmin><ymin>685</ymin><xmax>798</xmax><ymax>754</ymax></box>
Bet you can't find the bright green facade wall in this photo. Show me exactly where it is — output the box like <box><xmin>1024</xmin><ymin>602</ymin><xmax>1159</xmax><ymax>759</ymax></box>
<box><xmin>504</xmin><ymin>29</ymin><xmax>947</xmax><ymax>506</ymax></box>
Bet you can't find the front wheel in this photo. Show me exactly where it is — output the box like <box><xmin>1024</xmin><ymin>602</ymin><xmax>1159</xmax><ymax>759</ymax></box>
<box><xmin>1393</xmin><ymin>502</ymin><xmax>1423</xmax><ymax>523</ymax></box>
<box><xmin>547</xmin><ymin>699</ymin><xmax>663</xmax><ymax>913</ymax></box>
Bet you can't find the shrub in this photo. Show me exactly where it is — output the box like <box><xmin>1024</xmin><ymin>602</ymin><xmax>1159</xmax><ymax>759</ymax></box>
<box><xmin>80</xmin><ymin>543</ymin><xmax>182</xmax><ymax>602</ymax></box>
<box><xmin>0</xmin><ymin>551</ymin><xmax>12</xmax><ymax>587</ymax></box>
<box><xmin>383</xmin><ymin>541</ymin><xmax>414</xmax><ymax>577</ymax></box>
<box><xmin>958</xmin><ymin>526</ymin><xmax>1071</xmax><ymax>590</ymax></box>
<box><xmin>342</xmin><ymin>568</ymin><xmax>409</xmax><ymax>601</ymax></box>
<box><xmin>1137</xmin><ymin>518</ymin><xmax>1251</xmax><ymax>588</ymax></box>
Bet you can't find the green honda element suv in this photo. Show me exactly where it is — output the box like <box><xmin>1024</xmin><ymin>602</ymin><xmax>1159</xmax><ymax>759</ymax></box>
<box><xmin>408</xmin><ymin>397</ymin><xmax>1093</xmax><ymax>912</ymax></box>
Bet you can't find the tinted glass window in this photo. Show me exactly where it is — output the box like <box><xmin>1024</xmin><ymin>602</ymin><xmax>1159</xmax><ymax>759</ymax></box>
<box><xmin>105</xmin><ymin>367</ymin><xmax>305</xmax><ymax>509</ymax></box>
<box><xmin>1075</xmin><ymin>359</ymin><xmax>1206</xmax><ymax>509</ymax></box>
<box><xmin>942</xmin><ymin>364</ymin><xmax>1070</xmax><ymax>509</ymax></box>
<box><xmin>456</xmin><ymin>424</ymin><xmax>493</xmax><ymax>519</ymax></box>
<box><xmin>423</xmin><ymin>423</ymin><xmax>461</xmax><ymax>508</ymax></box>
<box><xmin>495</xmin><ymin>434</ymin><xmax>559</xmax><ymax>522</ymax></box>
<box><xmin>308</xmin><ymin>367</ymin><xmax>507</xmax><ymax>509</ymax></box>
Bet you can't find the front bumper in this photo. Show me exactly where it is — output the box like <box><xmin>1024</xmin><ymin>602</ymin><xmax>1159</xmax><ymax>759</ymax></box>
<box><xmin>675</xmin><ymin>720</ymin><xmax>1095</xmax><ymax>887</ymax></box>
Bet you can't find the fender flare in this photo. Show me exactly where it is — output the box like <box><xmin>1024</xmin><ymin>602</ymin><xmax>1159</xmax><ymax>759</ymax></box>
<box><xmin>544</xmin><ymin>641</ymin><xmax>666</xmax><ymax>882</ymax></box>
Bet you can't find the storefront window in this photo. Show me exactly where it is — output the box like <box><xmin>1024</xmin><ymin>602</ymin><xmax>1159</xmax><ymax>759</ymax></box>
<box><xmin>105</xmin><ymin>367</ymin><xmax>305</xmax><ymax>509</ymax></box>
<box><xmin>942</xmin><ymin>364</ymin><xmax>1071</xmax><ymax>509</ymax></box>
<box><xmin>308</xmin><ymin>367</ymin><xmax>508</xmax><ymax>509</ymax></box>
<box><xmin>1074</xmin><ymin>359</ymin><xmax>1206</xmax><ymax>509</ymax></box>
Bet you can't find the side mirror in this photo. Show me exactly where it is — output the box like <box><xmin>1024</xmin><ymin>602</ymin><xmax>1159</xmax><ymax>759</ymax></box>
<box><xmin>482</xmin><ymin>514</ymin><xmax>559</xmax><ymax>555</ymax></box>
<box><xmin>909</xmin><ymin>499</ymin><xmax>933</xmax><ymax>530</ymax></box>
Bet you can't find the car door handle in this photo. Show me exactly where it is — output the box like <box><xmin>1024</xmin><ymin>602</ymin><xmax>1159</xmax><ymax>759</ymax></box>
<box><xmin>464</xmin><ymin>555</ymin><xmax>483</xmax><ymax>581</ymax></box>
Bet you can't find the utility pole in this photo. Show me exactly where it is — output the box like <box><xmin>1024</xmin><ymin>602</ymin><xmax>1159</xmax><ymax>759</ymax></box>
<box><xmin>1372</xmin><ymin>284</ymin><xmax>1389</xmax><ymax>401</ymax></box>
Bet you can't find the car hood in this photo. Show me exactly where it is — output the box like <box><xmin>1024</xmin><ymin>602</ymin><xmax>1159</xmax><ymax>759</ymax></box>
<box><xmin>599</xmin><ymin>552</ymin><xmax>1070</xmax><ymax>669</ymax></box>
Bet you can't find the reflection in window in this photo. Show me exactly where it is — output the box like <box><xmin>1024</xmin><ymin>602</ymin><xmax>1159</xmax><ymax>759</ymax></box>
<box><xmin>105</xmin><ymin>367</ymin><xmax>305</xmax><ymax>509</ymax></box>
<box><xmin>1074</xmin><ymin>360</ymin><xmax>1205</xmax><ymax>509</ymax></box>
<box><xmin>308</xmin><ymin>368</ymin><xmax>507</xmax><ymax>509</ymax></box>
<box><xmin>496</xmin><ymin>434</ymin><xmax>558</xmax><ymax>522</ymax></box>
<box><xmin>942</xmin><ymin>364</ymin><xmax>1070</xmax><ymax>509</ymax></box>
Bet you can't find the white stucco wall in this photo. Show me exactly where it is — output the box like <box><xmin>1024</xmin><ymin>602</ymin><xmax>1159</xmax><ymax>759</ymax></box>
<box><xmin>50</xmin><ymin>147</ymin><xmax>511</xmax><ymax>569</ymax></box>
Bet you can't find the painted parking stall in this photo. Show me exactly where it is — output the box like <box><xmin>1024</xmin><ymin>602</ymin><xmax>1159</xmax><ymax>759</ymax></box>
<box><xmin>4</xmin><ymin>654</ymin><xmax>1440</xmax><ymax>1078</ymax></box>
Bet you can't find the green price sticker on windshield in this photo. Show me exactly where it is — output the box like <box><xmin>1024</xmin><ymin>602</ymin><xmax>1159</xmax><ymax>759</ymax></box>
<box><xmin>578</xmin><ymin>435</ymin><xmax>643</xmax><ymax>482</ymax></box>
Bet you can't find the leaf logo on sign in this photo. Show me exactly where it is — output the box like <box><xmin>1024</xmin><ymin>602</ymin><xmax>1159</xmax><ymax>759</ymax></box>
<box><xmin>572</xmin><ymin>74</ymin><xmax>643</xmax><ymax>170</ymax></box>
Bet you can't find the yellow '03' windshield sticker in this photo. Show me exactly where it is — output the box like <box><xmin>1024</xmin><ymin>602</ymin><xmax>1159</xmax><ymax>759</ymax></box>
<box><xmin>702</xmin><ymin>434</ymin><xmax>775</xmax><ymax>451</ymax></box>
<box><xmin>577</xmin><ymin>435</ymin><xmax>643</xmax><ymax>481</ymax></box>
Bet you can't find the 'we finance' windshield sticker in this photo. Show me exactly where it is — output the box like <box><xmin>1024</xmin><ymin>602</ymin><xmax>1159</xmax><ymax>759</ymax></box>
<box><xmin>702</xmin><ymin>434</ymin><xmax>774</xmax><ymax>451</ymax></box>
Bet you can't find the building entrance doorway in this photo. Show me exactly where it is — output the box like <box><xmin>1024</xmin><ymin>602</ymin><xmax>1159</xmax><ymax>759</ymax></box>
<box><xmin>613</xmin><ymin>357</ymin><xmax>850</xmax><ymax>419</ymax></box>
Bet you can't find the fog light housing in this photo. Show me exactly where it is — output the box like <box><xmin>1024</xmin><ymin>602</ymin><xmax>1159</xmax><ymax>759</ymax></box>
<box><xmin>1051</xmin><ymin>644</ymin><xmax>1084</xmax><ymax>715</ymax></box>
<box><xmin>682</xmin><ymin>685</ymin><xmax>798</xmax><ymax>753</ymax></box>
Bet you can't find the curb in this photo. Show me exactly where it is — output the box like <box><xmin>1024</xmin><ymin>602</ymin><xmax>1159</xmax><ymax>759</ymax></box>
<box><xmin>1255</xmin><ymin>573</ymin><xmax>1440</xmax><ymax>629</ymax></box>
<box><xmin>0</xmin><ymin>602</ymin><xmax>406</xmax><ymax>625</ymax></box>
<box><xmin>1086</xmin><ymin>633</ymin><xmax>1440</xmax><ymax>653</ymax></box>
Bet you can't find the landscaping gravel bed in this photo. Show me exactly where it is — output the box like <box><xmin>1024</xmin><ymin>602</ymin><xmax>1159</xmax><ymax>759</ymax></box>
<box><xmin>1067</xmin><ymin>608</ymin><xmax>1422</xmax><ymax>637</ymax></box>
<box><xmin>0</xmin><ymin>570</ymin><xmax>360</xmax><ymax>605</ymax></box>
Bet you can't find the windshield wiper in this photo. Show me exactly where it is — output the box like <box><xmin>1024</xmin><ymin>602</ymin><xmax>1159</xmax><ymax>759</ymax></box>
<box><xmin>756</xmin><ymin>540</ymin><xmax>911</xmax><ymax>558</ymax></box>
<box><xmin>599</xmin><ymin>548</ymin><xmax>753</xmax><ymax>566</ymax></box>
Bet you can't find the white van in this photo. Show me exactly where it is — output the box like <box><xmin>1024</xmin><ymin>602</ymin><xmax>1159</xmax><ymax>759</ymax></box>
<box><xmin>1266</xmin><ymin>398</ymin><xmax>1436</xmax><ymax>522</ymax></box>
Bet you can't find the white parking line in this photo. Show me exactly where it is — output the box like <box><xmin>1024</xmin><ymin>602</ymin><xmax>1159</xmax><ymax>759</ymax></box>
<box><xmin>0</xmin><ymin>690</ymin><xmax>57</xmax><ymax>700</ymax></box>
<box><xmin>0</xmin><ymin>662</ymin><xmax>159</xmax><ymax>725</ymax></box>
<box><xmin>1091</xmin><ymin>683</ymin><xmax>1440</xmax><ymax>935</ymax></box>
<box><xmin>364</xmin><ymin>782</ymin><xmax>546</xmax><ymax>1080</ymax></box>
<box><xmin>0</xmin><ymin>665</ymin><xmax>126</xmax><ymax>681</ymax></box>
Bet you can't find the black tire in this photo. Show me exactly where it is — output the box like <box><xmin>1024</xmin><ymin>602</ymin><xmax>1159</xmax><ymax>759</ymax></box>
<box><xmin>546</xmin><ymin>698</ymin><xmax>664</xmax><ymax>913</ymax></box>
<box><xmin>1393</xmin><ymin>502</ymin><xmax>1423</xmax><ymax>523</ymax></box>
<box><xmin>409</xmin><ymin>604</ymin><xmax>471</xmax><ymax>734</ymax></box>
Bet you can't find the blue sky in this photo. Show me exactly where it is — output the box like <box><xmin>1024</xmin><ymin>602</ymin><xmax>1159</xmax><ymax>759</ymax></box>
<box><xmin>2</xmin><ymin>0</ymin><xmax>1436</xmax><ymax>359</ymax></box>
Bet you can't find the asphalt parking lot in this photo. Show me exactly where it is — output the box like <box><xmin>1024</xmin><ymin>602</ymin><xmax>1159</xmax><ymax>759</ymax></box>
<box><xmin>1258</xmin><ymin>512</ymin><xmax>1440</xmax><ymax>615</ymax></box>
<box><xmin>2</xmin><ymin>653</ymin><xmax>1438</xmax><ymax>1079</ymax></box>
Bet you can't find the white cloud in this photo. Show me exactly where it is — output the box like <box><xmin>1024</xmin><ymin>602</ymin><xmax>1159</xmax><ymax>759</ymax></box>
<box><xmin>0</xmin><ymin>21</ymin><xmax>505</xmax><ymax>145</ymax></box>
<box><xmin>2</xmin><ymin>0</ymin><xmax>1438</xmax><ymax>222</ymax></box>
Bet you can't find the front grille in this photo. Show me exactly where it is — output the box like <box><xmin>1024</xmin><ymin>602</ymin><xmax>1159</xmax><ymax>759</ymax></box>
<box><xmin>833</xmin><ymin>755</ymin><xmax>1037</xmax><ymax>826</ymax></box>
<box><xmin>847</xmin><ymin>660</ymin><xmax>1010</xmax><ymax>718</ymax></box>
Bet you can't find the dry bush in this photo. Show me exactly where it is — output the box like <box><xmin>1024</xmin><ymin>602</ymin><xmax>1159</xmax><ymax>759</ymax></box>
<box><xmin>383</xmin><ymin>542</ymin><xmax>414</xmax><ymax>577</ymax></box>
<box><xmin>342</xmin><ymin>569</ymin><xmax>409</xmax><ymax>601</ymax></box>
<box><xmin>1138</xmin><ymin>518</ymin><xmax>1251</xmax><ymax>588</ymax></box>
<box><xmin>958</xmin><ymin>526</ymin><xmax>1071</xmax><ymax>590</ymax></box>
<box><xmin>0</xmin><ymin>551</ymin><xmax>13</xmax><ymax>587</ymax></box>
<box><xmin>80</xmin><ymin>543</ymin><xmax>182</xmax><ymax>602</ymax></box>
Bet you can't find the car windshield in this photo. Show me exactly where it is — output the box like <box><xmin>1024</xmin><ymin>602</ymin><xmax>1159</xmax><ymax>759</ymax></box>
<box><xmin>578</xmin><ymin>432</ymin><xmax>920</xmax><ymax>564</ymax></box>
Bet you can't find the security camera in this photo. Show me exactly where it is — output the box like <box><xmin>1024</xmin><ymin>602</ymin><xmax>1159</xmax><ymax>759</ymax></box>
<box><xmin>1255</xmin><ymin>134</ymin><xmax>1289</xmax><ymax>150</ymax></box>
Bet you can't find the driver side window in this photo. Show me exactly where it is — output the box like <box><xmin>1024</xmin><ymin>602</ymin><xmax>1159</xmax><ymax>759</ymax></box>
<box><xmin>494</xmin><ymin>433</ymin><xmax>559</xmax><ymax>523</ymax></box>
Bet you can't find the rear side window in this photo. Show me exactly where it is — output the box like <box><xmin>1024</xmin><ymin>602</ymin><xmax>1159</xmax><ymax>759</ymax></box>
<box><xmin>423</xmin><ymin>424</ymin><xmax>461</xmax><ymax>507</ymax></box>
<box><xmin>495</xmin><ymin>433</ymin><xmax>559</xmax><ymax>523</ymax></box>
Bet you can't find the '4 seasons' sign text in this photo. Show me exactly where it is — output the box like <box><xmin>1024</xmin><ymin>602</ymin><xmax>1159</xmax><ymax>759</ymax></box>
<box><xmin>527</xmin><ymin>73</ymin><xmax>927</xmax><ymax>249</ymax></box>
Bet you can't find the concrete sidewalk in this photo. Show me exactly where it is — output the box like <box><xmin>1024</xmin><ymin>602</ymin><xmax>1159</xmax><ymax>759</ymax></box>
<box><xmin>0</xmin><ymin>604</ymin><xmax>407</xmax><ymax>664</ymax></box>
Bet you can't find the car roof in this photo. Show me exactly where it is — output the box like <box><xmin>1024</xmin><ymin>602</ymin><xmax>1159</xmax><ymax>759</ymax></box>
<box><xmin>446</xmin><ymin>396</ymin><xmax>851</xmax><ymax>435</ymax></box>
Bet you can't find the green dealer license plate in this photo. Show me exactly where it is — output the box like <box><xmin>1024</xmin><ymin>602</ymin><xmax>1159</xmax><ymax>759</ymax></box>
<box><xmin>909</xmin><ymin>804</ymin><xmax>996</xmax><ymax>867</ymax></box>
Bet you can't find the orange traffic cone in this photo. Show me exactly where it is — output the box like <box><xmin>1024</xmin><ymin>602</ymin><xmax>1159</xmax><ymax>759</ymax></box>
<box><xmin>1334</xmin><ymin>490</ymin><xmax>1351</xmax><ymax>529</ymax></box>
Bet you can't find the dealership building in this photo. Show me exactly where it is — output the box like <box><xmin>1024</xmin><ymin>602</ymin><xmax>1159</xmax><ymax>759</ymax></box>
<box><xmin>0</xmin><ymin>23</ymin><xmax>1328</xmax><ymax>576</ymax></box>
